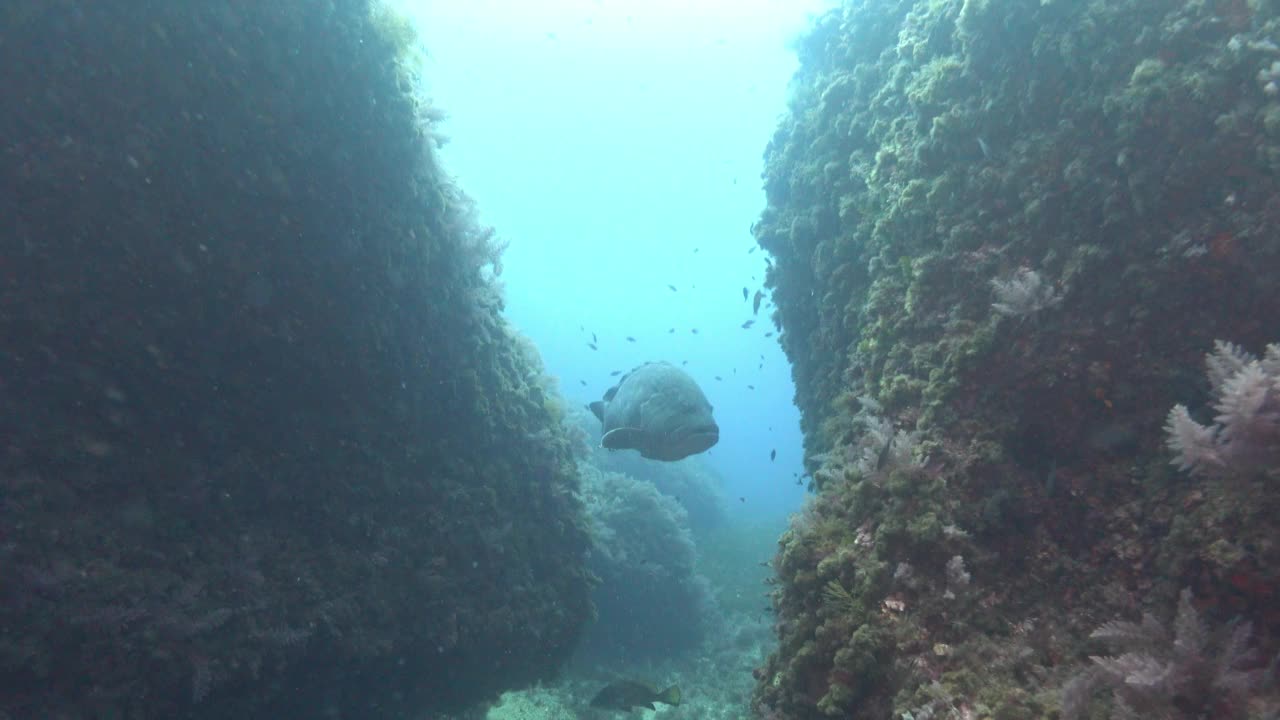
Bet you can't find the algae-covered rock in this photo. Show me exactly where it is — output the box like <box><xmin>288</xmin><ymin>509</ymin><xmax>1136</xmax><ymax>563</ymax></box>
<box><xmin>485</xmin><ymin>686</ymin><xmax>579</xmax><ymax>720</ymax></box>
<box><xmin>754</xmin><ymin>0</ymin><xmax>1280</xmax><ymax>718</ymax></box>
<box><xmin>576</xmin><ymin>463</ymin><xmax>716</xmax><ymax>662</ymax></box>
<box><xmin>0</xmin><ymin>1</ymin><xmax>591</xmax><ymax>717</ymax></box>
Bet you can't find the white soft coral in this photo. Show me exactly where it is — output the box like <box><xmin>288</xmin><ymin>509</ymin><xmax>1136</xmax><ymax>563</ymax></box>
<box><xmin>1166</xmin><ymin>340</ymin><xmax>1280</xmax><ymax>476</ymax></box>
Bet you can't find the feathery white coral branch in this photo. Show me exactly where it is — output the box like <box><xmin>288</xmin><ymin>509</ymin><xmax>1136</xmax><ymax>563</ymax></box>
<box><xmin>1165</xmin><ymin>341</ymin><xmax>1280</xmax><ymax>477</ymax></box>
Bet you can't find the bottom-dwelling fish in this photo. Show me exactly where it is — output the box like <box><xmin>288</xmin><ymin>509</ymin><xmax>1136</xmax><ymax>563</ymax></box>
<box><xmin>587</xmin><ymin>361</ymin><xmax>719</xmax><ymax>461</ymax></box>
<box><xmin>589</xmin><ymin>680</ymin><xmax>681</xmax><ymax>711</ymax></box>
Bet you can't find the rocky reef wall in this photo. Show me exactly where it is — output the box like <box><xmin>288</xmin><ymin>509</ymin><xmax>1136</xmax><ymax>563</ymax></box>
<box><xmin>0</xmin><ymin>1</ymin><xmax>591</xmax><ymax>717</ymax></box>
<box><xmin>754</xmin><ymin>0</ymin><xmax>1280</xmax><ymax>717</ymax></box>
<box><xmin>576</xmin><ymin>461</ymin><xmax>716</xmax><ymax>663</ymax></box>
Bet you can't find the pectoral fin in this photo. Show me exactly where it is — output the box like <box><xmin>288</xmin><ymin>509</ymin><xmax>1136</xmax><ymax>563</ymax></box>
<box><xmin>601</xmin><ymin>427</ymin><xmax>645</xmax><ymax>450</ymax></box>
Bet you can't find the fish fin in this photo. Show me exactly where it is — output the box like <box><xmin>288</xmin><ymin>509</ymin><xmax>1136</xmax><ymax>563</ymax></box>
<box><xmin>643</xmin><ymin>702</ymin><xmax>656</xmax><ymax>710</ymax></box>
<box><xmin>588</xmin><ymin>401</ymin><xmax>606</xmax><ymax>421</ymax></box>
<box><xmin>659</xmin><ymin>686</ymin><xmax>681</xmax><ymax>706</ymax></box>
<box><xmin>601</xmin><ymin>427</ymin><xmax>644</xmax><ymax>450</ymax></box>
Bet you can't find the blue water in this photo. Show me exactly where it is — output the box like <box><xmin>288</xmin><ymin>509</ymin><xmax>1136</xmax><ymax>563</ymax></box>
<box><xmin>406</xmin><ymin>0</ymin><xmax>833</xmax><ymax>519</ymax></box>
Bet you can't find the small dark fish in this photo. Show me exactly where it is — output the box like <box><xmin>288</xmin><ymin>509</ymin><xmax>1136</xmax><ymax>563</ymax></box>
<box><xmin>590</xmin><ymin>681</ymin><xmax>681</xmax><ymax>712</ymax></box>
<box><xmin>681</xmin><ymin>360</ymin><xmax>688</xmax><ymax>365</ymax></box>
<box><xmin>610</xmin><ymin>370</ymin><xmax>622</xmax><ymax>376</ymax></box>
<box><xmin>667</xmin><ymin>284</ymin><xmax>677</xmax><ymax>292</ymax></box>
<box><xmin>747</xmin><ymin>384</ymin><xmax>755</xmax><ymax>390</ymax></box>
<box><xmin>770</xmin><ymin>449</ymin><xmax>776</xmax><ymax>461</ymax></box>
<box><xmin>626</xmin><ymin>336</ymin><xmax>636</xmax><ymax>342</ymax></box>
<box><xmin>714</xmin><ymin>375</ymin><xmax>723</xmax><ymax>381</ymax></box>
<box><xmin>758</xmin><ymin>363</ymin><xmax>763</xmax><ymax>370</ymax></box>
<box><xmin>753</xmin><ymin>290</ymin><xmax>764</xmax><ymax>315</ymax></box>
<box><xmin>742</xmin><ymin>287</ymin><xmax>748</xmax><ymax>301</ymax></box>
<box><xmin>693</xmin><ymin>248</ymin><xmax>699</xmax><ymax>253</ymax></box>
<box><xmin>739</xmin><ymin>496</ymin><xmax>745</xmax><ymax>502</ymax></box>
<box><xmin>580</xmin><ymin>380</ymin><xmax>588</xmax><ymax>386</ymax></box>
<box><xmin>588</xmin><ymin>343</ymin><xmax>598</xmax><ymax>350</ymax></box>
<box><xmin>741</xmin><ymin>320</ymin><xmax>755</xmax><ymax>329</ymax></box>
<box><xmin>691</xmin><ymin>328</ymin><xmax>699</xmax><ymax>334</ymax></box>
<box><xmin>592</xmin><ymin>332</ymin><xmax>598</xmax><ymax>343</ymax></box>
<box><xmin>668</xmin><ymin>328</ymin><xmax>675</xmax><ymax>333</ymax></box>
<box><xmin>764</xmin><ymin>257</ymin><xmax>773</xmax><ymax>268</ymax></box>
<box><xmin>765</xmin><ymin>332</ymin><xmax>774</xmax><ymax>338</ymax></box>
<box><xmin>748</xmin><ymin>246</ymin><xmax>756</xmax><ymax>254</ymax></box>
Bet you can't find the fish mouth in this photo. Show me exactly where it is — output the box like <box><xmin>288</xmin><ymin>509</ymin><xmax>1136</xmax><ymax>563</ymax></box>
<box><xmin>686</xmin><ymin>423</ymin><xmax>720</xmax><ymax>449</ymax></box>
<box><xmin>642</xmin><ymin>423</ymin><xmax>720</xmax><ymax>461</ymax></box>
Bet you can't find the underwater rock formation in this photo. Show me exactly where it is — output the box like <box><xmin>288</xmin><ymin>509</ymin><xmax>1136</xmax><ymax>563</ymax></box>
<box><xmin>0</xmin><ymin>1</ymin><xmax>591</xmax><ymax>717</ymax></box>
<box><xmin>576</xmin><ymin>462</ymin><xmax>716</xmax><ymax>662</ymax></box>
<box><xmin>753</xmin><ymin>0</ymin><xmax>1280</xmax><ymax>718</ymax></box>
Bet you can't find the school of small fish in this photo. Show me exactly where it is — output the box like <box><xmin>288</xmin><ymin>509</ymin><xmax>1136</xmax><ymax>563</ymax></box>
<box><xmin>574</xmin><ymin>243</ymin><xmax>781</xmax><ymax>464</ymax></box>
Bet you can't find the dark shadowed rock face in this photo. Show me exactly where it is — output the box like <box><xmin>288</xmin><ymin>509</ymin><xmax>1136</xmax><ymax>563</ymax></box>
<box><xmin>0</xmin><ymin>1</ymin><xmax>590</xmax><ymax>717</ymax></box>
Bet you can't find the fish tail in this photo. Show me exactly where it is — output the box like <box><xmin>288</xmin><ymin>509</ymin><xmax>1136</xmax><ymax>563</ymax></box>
<box><xmin>658</xmin><ymin>685</ymin><xmax>681</xmax><ymax>706</ymax></box>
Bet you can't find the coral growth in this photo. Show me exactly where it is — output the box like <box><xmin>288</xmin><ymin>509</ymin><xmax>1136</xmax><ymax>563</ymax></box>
<box><xmin>751</xmin><ymin>0</ymin><xmax>1280</xmax><ymax>717</ymax></box>
<box><xmin>1062</xmin><ymin>589</ymin><xmax>1271</xmax><ymax>720</ymax></box>
<box><xmin>807</xmin><ymin>395</ymin><xmax>922</xmax><ymax>491</ymax></box>
<box><xmin>990</xmin><ymin>268</ymin><xmax>1063</xmax><ymax>318</ymax></box>
<box><xmin>1166</xmin><ymin>341</ymin><xmax>1280</xmax><ymax>477</ymax></box>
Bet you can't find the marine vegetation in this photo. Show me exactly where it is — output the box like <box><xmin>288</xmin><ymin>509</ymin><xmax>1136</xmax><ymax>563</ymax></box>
<box><xmin>1061</xmin><ymin>588</ymin><xmax>1269</xmax><ymax>720</ymax></box>
<box><xmin>990</xmin><ymin>268</ymin><xmax>1063</xmax><ymax>318</ymax></box>
<box><xmin>576</xmin><ymin>462</ymin><xmax>717</xmax><ymax>662</ymax></box>
<box><xmin>750</xmin><ymin>0</ymin><xmax>1280</xmax><ymax>717</ymax></box>
<box><xmin>0</xmin><ymin>1</ymin><xmax>592</xmax><ymax>716</ymax></box>
<box><xmin>1165</xmin><ymin>340</ymin><xmax>1280</xmax><ymax>477</ymax></box>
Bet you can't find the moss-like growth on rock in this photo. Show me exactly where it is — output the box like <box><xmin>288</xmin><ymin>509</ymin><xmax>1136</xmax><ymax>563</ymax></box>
<box><xmin>753</xmin><ymin>0</ymin><xmax>1280</xmax><ymax>718</ymax></box>
<box><xmin>575</xmin><ymin>463</ymin><xmax>716</xmax><ymax>662</ymax></box>
<box><xmin>0</xmin><ymin>1</ymin><xmax>591</xmax><ymax>717</ymax></box>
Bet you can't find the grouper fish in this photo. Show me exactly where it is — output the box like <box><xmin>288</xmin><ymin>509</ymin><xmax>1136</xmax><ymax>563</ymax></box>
<box><xmin>588</xmin><ymin>361</ymin><xmax>719</xmax><ymax>461</ymax></box>
<box><xmin>589</xmin><ymin>680</ymin><xmax>681</xmax><ymax>711</ymax></box>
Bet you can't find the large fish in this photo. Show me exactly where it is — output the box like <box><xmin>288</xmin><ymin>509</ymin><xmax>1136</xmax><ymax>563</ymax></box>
<box><xmin>588</xmin><ymin>362</ymin><xmax>719</xmax><ymax>461</ymax></box>
<box><xmin>589</xmin><ymin>680</ymin><xmax>681</xmax><ymax>711</ymax></box>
